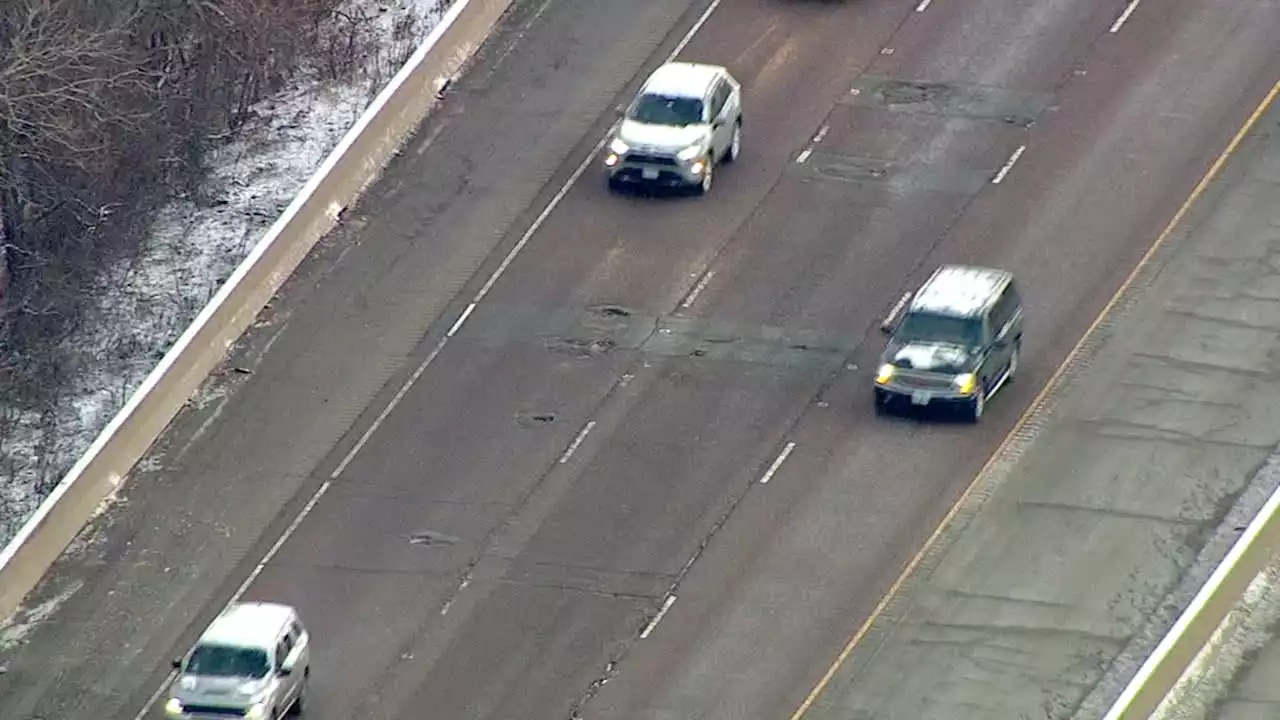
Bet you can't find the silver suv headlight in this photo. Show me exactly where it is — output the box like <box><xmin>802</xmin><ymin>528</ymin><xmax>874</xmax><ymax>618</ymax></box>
<box><xmin>608</xmin><ymin>137</ymin><xmax>629</xmax><ymax>155</ymax></box>
<box><xmin>676</xmin><ymin>144</ymin><xmax>703</xmax><ymax>162</ymax></box>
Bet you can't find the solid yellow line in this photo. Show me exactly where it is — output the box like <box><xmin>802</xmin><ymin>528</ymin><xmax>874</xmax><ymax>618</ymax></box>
<box><xmin>788</xmin><ymin>74</ymin><xmax>1280</xmax><ymax>720</ymax></box>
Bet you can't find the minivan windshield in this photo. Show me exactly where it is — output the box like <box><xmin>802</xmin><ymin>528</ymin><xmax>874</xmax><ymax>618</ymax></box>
<box><xmin>896</xmin><ymin>312</ymin><xmax>983</xmax><ymax>348</ymax></box>
<box><xmin>628</xmin><ymin>93</ymin><xmax>703</xmax><ymax>126</ymax></box>
<box><xmin>186</xmin><ymin>644</ymin><xmax>271</xmax><ymax>679</ymax></box>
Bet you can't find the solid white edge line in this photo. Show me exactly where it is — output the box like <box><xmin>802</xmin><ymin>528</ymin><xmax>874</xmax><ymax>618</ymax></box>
<box><xmin>1102</xmin><ymin>486</ymin><xmax>1280</xmax><ymax>720</ymax></box>
<box><xmin>759</xmin><ymin>442</ymin><xmax>797</xmax><ymax>484</ymax></box>
<box><xmin>134</xmin><ymin>476</ymin><xmax>339</xmax><ymax>718</ymax></box>
<box><xmin>0</xmin><ymin>0</ymin><xmax>477</xmax><ymax>582</ymax></box>
<box><xmin>448</xmin><ymin>302</ymin><xmax>477</xmax><ymax>337</ymax></box>
<box><xmin>332</xmin><ymin>334</ymin><xmax>451</xmax><ymax>479</ymax></box>
<box><xmin>132</xmin><ymin>0</ymin><xmax>727</xmax><ymax>715</ymax></box>
<box><xmin>470</xmin><ymin>0</ymin><xmax>723</xmax><ymax>306</ymax></box>
<box><xmin>991</xmin><ymin>144</ymin><xmax>1026</xmax><ymax>184</ymax></box>
<box><xmin>1109</xmin><ymin>0</ymin><xmax>1142</xmax><ymax>33</ymax></box>
<box><xmin>640</xmin><ymin>594</ymin><xmax>678</xmax><ymax>639</ymax></box>
<box><xmin>131</xmin><ymin>1</ymin><xmax>727</xmax><ymax>715</ymax></box>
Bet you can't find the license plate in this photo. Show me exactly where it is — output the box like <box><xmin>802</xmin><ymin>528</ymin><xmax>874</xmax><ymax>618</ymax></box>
<box><xmin>641</xmin><ymin>168</ymin><xmax>660</xmax><ymax>180</ymax></box>
<box><xmin>911</xmin><ymin>391</ymin><xmax>931</xmax><ymax>405</ymax></box>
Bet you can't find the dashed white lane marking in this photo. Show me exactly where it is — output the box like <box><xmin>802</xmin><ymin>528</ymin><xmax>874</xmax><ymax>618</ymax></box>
<box><xmin>759</xmin><ymin>442</ymin><xmax>797</xmax><ymax>484</ymax></box>
<box><xmin>559</xmin><ymin>421</ymin><xmax>597</xmax><ymax>464</ymax></box>
<box><xmin>640</xmin><ymin>594</ymin><xmax>678</xmax><ymax>639</ymax></box>
<box><xmin>133</xmin><ymin>1</ymin><xmax>729</xmax><ymax>716</ymax></box>
<box><xmin>796</xmin><ymin>148</ymin><xmax>813</xmax><ymax>164</ymax></box>
<box><xmin>915</xmin><ymin>0</ymin><xmax>933</xmax><ymax>12</ymax></box>
<box><xmin>812</xmin><ymin>124</ymin><xmax>830</xmax><ymax>144</ymax></box>
<box><xmin>681</xmin><ymin>270</ymin><xmax>715</xmax><ymax>309</ymax></box>
<box><xmin>1109</xmin><ymin>0</ymin><xmax>1142</xmax><ymax>33</ymax></box>
<box><xmin>991</xmin><ymin>144</ymin><xmax>1026</xmax><ymax>184</ymax></box>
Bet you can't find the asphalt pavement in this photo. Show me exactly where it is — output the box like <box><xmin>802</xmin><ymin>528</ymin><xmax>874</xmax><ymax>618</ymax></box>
<box><xmin>0</xmin><ymin>0</ymin><xmax>1278</xmax><ymax>719</ymax></box>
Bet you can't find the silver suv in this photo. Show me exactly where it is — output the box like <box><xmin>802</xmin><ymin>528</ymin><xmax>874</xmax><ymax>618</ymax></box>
<box><xmin>604</xmin><ymin>61</ymin><xmax>743</xmax><ymax>195</ymax></box>
<box><xmin>164</xmin><ymin>602</ymin><xmax>311</xmax><ymax>719</ymax></box>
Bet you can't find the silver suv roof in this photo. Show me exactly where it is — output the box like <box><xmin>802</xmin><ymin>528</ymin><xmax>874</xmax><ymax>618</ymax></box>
<box><xmin>640</xmin><ymin>62</ymin><xmax>725</xmax><ymax>99</ymax></box>
<box><xmin>909</xmin><ymin>265</ymin><xmax>1012</xmax><ymax>318</ymax></box>
<box><xmin>197</xmin><ymin>602</ymin><xmax>295</xmax><ymax>650</ymax></box>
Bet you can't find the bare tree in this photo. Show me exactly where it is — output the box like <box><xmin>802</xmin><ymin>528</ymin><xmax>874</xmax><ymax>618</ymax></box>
<box><xmin>0</xmin><ymin>0</ymin><xmax>409</xmax><ymax>505</ymax></box>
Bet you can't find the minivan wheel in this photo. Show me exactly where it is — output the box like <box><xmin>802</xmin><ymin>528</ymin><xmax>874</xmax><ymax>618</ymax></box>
<box><xmin>289</xmin><ymin>674</ymin><xmax>309</xmax><ymax>716</ymax></box>
<box><xmin>725</xmin><ymin>121</ymin><xmax>742</xmax><ymax>163</ymax></box>
<box><xmin>696</xmin><ymin>159</ymin><xmax>713</xmax><ymax>196</ymax></box>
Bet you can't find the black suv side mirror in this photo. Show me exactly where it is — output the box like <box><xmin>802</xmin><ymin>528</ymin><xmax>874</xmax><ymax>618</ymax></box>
<box><xmin>171</xmin><ymin>657</ymin><xmax>183</xmax><ymax>669</ymax></box>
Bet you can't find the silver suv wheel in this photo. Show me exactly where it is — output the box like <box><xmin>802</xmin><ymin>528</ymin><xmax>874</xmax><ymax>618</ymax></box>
<box><xmin>726</xmin><ymin>121</ymin><xmax>741</xmax><ymax>163</ymax></box>
<box><xmin>697</xmin><ymin>159</ymin><xmax>713</xmax><ymax>196</ymax></box>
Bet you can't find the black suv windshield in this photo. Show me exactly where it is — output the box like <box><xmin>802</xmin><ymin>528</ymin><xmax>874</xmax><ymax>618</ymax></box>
<box><xmin>628</xmin><ymin>93</ymin><xmax>703</xmax><ymax>126</ymax></box>
<box><xmin>187</xmin><ymin>644</ymin><xmax>271</xmax><ymax>679</ymax></box>
<box><xmin>896</xmin><ymin>312</ymin><xmax>983</xmax><ymax>347</ymax></box>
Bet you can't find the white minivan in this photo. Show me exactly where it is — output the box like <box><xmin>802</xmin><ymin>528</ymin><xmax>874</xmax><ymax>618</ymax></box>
<box><xmin>164</xmin><ymin>602</ymin><xmax>311</xmax><ymax>719</ymax></box>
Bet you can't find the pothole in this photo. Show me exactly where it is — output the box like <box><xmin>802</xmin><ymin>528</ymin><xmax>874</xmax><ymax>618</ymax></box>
<box><xmin>879</xmin><ymin>80</ymin><xmax>949</xmax><ymax>106</ymax></box>
<box><xmin>546</xmin><ymin>336</ymin><xmax>617</xmax><ymax>358</ymax></box>
<box><xmin>516</xmin><ymin>411</ymin><xmax>557</xmax><ymax>428</ymax></box>
<box><xmin>587</xmin><ymin>304</ymin><xmax>632</xmax><ymax>318</ymax></box>
<box><xmin>408</xmin><ymin>530</ymin><xmax>459</xmax><ymax>547</ymax></box>
<box><xmin>813</xmin><ymin>159</ymin><xmax>890</xmax><ymax>183</ymax></box>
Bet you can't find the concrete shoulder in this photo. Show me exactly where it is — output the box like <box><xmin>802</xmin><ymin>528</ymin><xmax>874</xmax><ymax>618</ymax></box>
<box><xmin>800</xmin><ymin>91</ymin><xmax>1280</xmax><ymax>720</ymax></box>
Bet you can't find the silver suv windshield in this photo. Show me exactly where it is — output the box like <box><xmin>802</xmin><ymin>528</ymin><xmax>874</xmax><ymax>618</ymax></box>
<box><xmin>186</xmin><ymin>644</ymin><xmax>271</xmax><ymax>679</ymax></box>
<box><xmin>628</xmin><ymin>93</ymin><xmax>703</xmax><ymax>127</ymax></box>
<box><xmin>896</xmin><ymin>312</ymin><xmax>983</xmax><ymax>348</ymax></box>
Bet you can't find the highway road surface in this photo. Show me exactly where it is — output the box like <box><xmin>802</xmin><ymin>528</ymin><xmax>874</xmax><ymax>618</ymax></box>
<box><xmin>1</xmin><ymin>0</ymin><xmax>1278</xmax><ymax>718</ymax></box>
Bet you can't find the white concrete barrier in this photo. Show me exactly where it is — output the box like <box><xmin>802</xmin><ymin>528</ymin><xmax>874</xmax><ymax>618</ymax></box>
<box><xmin>1098</xmin><ymin>76</ymin><xmax>1280</xmax><ymax>720</ymax></box>
<box><xmin>0</xmin><ymin>0</ymin><xmax>515</xmax><ymax>625</ymax></box>
<box><xmin>1101</xmin><ymin>485</ymin><xmax>1280</xmax><ymax>720</ymax></box>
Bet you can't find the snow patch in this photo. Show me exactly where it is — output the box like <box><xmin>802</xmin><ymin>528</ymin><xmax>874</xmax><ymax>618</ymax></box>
<box><xmin>1151</xmin><ymin>562</ymin><xmax>1280</xmax><ymax>720</ymax></box>
<box><xmin>0</xmin><ymin>0</ymin><xmax>455</xmax><ymax>545</ymax></box>
<box><xmin>0</xmin><ymin>580</ymin><xmax>84</xmax><ymax>651</ymax></box>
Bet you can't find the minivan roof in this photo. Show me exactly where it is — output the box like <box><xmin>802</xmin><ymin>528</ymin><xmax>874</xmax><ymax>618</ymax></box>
<box><xmin>197</xmin><ymin>602</ymin><xmax>294</xmax><ymax>650</ymax></box>
<box><xmin>640</xmin><ymin>62</ymin><xmax>724</xmax><ymax>99</ymax></box>
<box><xmin>909</xmin><ymin>264</ymin><xmax>1013</xmax><ymax>318</ymax></box>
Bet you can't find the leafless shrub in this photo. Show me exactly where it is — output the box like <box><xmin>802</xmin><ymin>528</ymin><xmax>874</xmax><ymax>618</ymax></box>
<box><xmin>0</xmin><ymin>0</ymin><xmax>417</xmax><ymax>509</ymax></box>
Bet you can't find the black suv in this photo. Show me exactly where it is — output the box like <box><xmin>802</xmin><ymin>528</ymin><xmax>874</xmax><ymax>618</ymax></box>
<box><xmin>873</xmin><ymin>265</ymin><xmax>1023</xmax><ymax>422</ymax></box>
